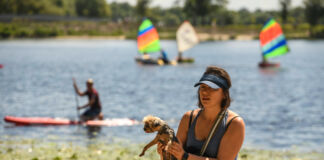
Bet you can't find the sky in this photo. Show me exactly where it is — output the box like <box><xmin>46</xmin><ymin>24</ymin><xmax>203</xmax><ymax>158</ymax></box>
<box><xmin>107</xmin><ymin>0</ymin><xmax>304</xmax><ymax>11</ymax></box>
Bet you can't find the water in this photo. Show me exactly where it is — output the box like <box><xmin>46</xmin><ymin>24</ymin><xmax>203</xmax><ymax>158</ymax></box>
<box><xmin>0</xmin><ymin>39</ymin><xmax>324</xmax><ymax>152</ymax></box>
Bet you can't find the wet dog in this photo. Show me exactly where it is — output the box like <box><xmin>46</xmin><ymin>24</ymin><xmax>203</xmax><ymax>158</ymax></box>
<box><xmin>139</xmin><ymin>115</ymin><xmax>178</xmax><ymax>160</ymax></box>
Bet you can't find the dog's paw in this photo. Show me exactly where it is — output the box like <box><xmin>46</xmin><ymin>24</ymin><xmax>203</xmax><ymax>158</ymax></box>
<box><xmin>139</xmin><ymin>152</ymin><xmax>145</xmax><ymax>157</ymax></box>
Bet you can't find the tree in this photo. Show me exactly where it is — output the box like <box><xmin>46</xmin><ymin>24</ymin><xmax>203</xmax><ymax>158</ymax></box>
<box><xmin>304</xmin><ymin>0</ymin><xmax>324</xmax><ymax>26</ymax></box>
<box><xmin>290</xmin><ymin>7</ymin><xmax>305</xmax><ymax>25</ymax></box>
<box><xmin>214</xmin><ymin>0</ymin><xmax>228</xmax><ymax>7</ymax></box>
<box><xmin>0</xmin><ymin>0</ymin><xmax>72</xmax><ymax>16</ymax></box>
<box><xmin>184</xmin><ymin>0</ymin><xmax>212</xmax><ymax>25</ymax></box>
<box><xmin>253</xmin><ymin>9</ymin><xmax>274</xmax><ymax>24</ymax></box>
<box><xmin>280</xmin><ymin>0</ymin><xmax>291</xmax><ymax>24</ymax></box>
<box><xmin>136</xmin><ymin>0</ymin><xmax>151</xmax><ymax>18</ymax></box>
<box><xmin>75</xmin><ymin>0</ymin><xmax>110</xmax><ymax>17</ymax></box>
<box><xmin>237</xmin><ymin>8</ymin><xmax>251</xmax><ymax>25</ymax></box>
<box><xmin>110</xmin><ymin>2</ymin><xmax>135</xmax><ymax>22</ymax></box>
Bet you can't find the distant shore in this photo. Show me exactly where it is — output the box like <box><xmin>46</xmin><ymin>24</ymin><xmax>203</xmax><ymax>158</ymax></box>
<box><xmin>2</xmin><ymin>34</ymin><xmax>315</xmax><ymax>41</ymax></box>
<box><xmin>55</xmin><ymin>35</ymin><xmax>127</xmax><ymax>40</ymax></box>
<box><xmin>1</xmin><ymin>138</ymin><xmax>323</xmax><ymax>160</ymax></box>
<box><xmin>1</xmin><ymin>21</ymin><xmax>323</xmax><ymax>40</ymax></box>
<box><xmin>53</xmin><ymin>33</ymin><xmax>256</xmax><ymax>41</ymax></box>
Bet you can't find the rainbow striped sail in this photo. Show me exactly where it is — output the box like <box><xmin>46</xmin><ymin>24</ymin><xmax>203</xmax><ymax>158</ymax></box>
<box><xmin>137</xmin><ymin>19</ymin><xmax>161</xmax><ymax>54</ymax></box>
<box><xmin>259</xmin><ymin>18</ymin><xmax>289</xmax><ymax>59</ymax></box>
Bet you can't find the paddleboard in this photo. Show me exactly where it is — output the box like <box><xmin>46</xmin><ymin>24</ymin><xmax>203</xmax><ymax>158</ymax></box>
<box><xmin>4</xmin><ymin>116</ymin><xmax>139</xmax><ymax>126</ymax></box>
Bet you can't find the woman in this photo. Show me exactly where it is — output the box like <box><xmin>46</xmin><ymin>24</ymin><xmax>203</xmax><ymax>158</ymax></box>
<box><xmin>159</xmin><ymin>66</ymin><xmax>245</xmax><ymax>160</ymax></box>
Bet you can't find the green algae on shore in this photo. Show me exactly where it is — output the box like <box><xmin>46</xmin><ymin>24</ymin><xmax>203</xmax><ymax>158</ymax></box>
<box><xmin>0</xmin><ymin>139</ymin><xmax>323</xmax><ymax>160</ymax></box>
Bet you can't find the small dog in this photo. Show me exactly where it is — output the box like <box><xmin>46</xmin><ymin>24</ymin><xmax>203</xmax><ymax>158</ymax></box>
<box><xmin>139</xmin><ymin>115</ymin><xmax>178</xmax><ymax>160</ymax></box>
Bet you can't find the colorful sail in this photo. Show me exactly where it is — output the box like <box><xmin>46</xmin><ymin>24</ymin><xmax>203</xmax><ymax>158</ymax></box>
<box><xmin>137</xmin><ymin>19</ymin><xmax>161</xmax><ymax>54</ymax></box>
<box><xmin>176</xmin><ymin>21</ymin><xmax>199</xmax><ymax>53</ymax></box>
<box><xmin>259</xmin><ymin>18</ymin><xmax>289</xmax><ymax>59</ymax></box>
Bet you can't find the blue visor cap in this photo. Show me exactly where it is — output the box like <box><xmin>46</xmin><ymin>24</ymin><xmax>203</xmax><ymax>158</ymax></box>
<box><xmin>194</xmin><ymin>74</ymin><xmax>229</xmax><ymax>90</ymax></box>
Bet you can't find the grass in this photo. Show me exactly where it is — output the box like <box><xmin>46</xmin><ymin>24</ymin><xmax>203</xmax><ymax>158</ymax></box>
<box><xmin>239</xmin><ymin>148</ymin><xmax>324</xmax><ymax>160</ymax></box>
<box><xmin>0</xmin><ymin>138</ymin><xmax>159</xmax><ymax>160</ymax></box>
<box><xmin>0</xmin><ymin>138</ymin><xmax>323</xmax><ymax>160</ymax></box>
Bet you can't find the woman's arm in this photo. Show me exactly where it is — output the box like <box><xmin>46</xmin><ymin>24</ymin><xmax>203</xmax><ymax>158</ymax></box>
<box><xmin>217</xmin><ymin>117</ymin><xmax>245</xmax><ymax>160</ymax></box>
<box><xmin>176</xmin><ymin>110</ymin><xmax>193</xmax><ymax>145</ymax></box>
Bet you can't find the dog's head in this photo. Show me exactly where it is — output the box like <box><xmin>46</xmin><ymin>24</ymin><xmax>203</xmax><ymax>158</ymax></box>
<box><xmin>142</xmin><ymin>115</ymin><xmax>165</xmax><ymax>133</ymax></box>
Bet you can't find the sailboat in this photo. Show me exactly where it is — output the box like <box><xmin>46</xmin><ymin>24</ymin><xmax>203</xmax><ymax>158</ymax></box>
<box><xmin>259</xmin><ymin>18</ymin><xmax>289</xmax><ymax>68</ymax></box>
<box><xmin>135</xmin><ymin>18</ymin><xmax>173</xmax><ymax>66</ymax></box>
<box><xmin>176</xmin><ymin>21</ymin><xmax>199</xmax><ymax>63</ymax></box>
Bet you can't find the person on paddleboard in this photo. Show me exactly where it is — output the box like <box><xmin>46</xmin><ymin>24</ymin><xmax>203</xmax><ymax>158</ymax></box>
<box><xmin>73</xmin><ymin>78</ymin><xmax>103</xmax><ymax>121</ymax></box>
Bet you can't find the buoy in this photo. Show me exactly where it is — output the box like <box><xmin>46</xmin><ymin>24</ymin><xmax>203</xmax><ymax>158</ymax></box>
<box><xmin>0</xmin><ymin>64</ymin><xmax>3</xmax><ymax>69</ymax></box>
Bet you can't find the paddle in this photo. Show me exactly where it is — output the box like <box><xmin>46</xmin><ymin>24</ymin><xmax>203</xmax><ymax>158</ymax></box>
<box><xmin>72</xmin><ymin>78</ymin><xmax>81</xmax><ymax>121</ymax></box>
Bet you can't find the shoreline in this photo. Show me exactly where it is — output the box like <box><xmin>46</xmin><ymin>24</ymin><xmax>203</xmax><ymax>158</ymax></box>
<box><xmin>55</xmin><ymin>34</ymin><xmax>257</xmax><ymax>41</ymax></box>
<box><xmin>1</xmin><ymin>34</ymin><xmax>318</xmax><ymax>41</ymax></box>
<box><xmin>55</xmin><ymin>35</ymin><xmax>127</xmax><ymax>40</ymax></box>
<box><xmin>1</xmin><ymin>138</ymin><xmax>323</xmax><ymax>160</ymax></box>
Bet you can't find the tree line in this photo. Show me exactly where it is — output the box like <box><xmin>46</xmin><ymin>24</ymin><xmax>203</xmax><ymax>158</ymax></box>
<box><xmin>0</xmin><ymin>0</ymin><xmax>110</xmax><ymax>17</ymax></box>
<box><xmin>1</xmin><ymin>0</ymin><xmax>324</xmax><ymax>27</ymax></box>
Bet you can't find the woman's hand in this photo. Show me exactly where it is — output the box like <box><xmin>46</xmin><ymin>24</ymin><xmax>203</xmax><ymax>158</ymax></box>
<box><xmin>157</xmin><ymin>142</ymin><xmax>166</xmax><ymax>159</ymax></box>
<box><xmin>157</xmin><ymin>142</ymin><xmax>165</xmax><ymax>155</ymax></box>
<box><xmin>166</xmin><ymin>141</ymin><xmax>185</xmax><ymax>160</ymax></box>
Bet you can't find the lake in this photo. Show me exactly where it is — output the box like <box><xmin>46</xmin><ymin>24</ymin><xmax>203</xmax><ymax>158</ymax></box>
<box><xmin>0</xmin><ymin>39</ymin><xmax>323</xmax><ymax>152</ymax></box>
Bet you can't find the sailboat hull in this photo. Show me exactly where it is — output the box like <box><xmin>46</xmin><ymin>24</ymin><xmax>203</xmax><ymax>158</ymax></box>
<box><xmin>177</xmin><ymin>57</ymin><xmax>194</xmax><ymax>63</ymax></box>
<box><xmin>135</xmin><ymin>57</ymin><xmax>162</xmax><ymax>65</ymax></box>
<box><xmin>258</xmin><ymin>62</ymin><xmax>280</xmax><ymax>68</ymax></box>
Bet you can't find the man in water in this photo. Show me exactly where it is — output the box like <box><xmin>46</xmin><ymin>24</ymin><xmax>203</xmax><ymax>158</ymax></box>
<box><xmin>73</xmin><ymin>78</ymin><xmax>103</xmax><ymax>121</ymax></box>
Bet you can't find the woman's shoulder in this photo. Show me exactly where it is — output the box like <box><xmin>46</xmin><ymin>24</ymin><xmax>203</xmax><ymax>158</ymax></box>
<box><xmin>177</xmin><ymin>108</ymin><xmax>201</xmax><ymax>133</ymax></box>
<box><xmin>178</xmin><ymin>108</ymin><xmax>201</xmax><ymax>126</ymax></box>
<box><xmin>226</xmin><ymin>110</ymin><xmax>245</xmax><ymax>129</ymax></box>
<box><xmin>227</xmin><ymin>110</ymin><xmax>241</xmax><ymax>119</ymax></box>
<box><xmin>182</xmin><ymin>108</ymin><xmax>201</xmax><ymax>119</ymax></box>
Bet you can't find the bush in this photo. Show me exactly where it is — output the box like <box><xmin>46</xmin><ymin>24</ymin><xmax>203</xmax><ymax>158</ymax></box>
<box><xmin>310</xmin><ymin>25</ymin><xmax>324</xmax><ymax>38</ymax></box>
<box><xmin>15</xmin><ymin>28</ymin><xmax>33</xmax><ymax>38</ymax></box>
<box><xmin>110</xmin><ymin>29</ymin><xmax>124</xmax><ymax>36</ymax></box>
<box><xmin>0</xmin><ymin>26</ymin><xmax>13</xmax><ymax>38</ymax></box>
<box><xmin>34</xmin><ymin>27</ymin><xmax>59</xmax><ymax>37</ymax></box>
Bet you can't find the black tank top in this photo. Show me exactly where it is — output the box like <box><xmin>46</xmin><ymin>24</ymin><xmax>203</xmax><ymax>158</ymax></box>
<box><xmin>185</xmin><ymin>110</ymin><xmax>237</xmax><ymax>159</ymax></box>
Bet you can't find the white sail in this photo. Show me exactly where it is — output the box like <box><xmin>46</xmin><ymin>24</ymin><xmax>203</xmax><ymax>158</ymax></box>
<box><xmin>176</xmin><ymin>21</ymin><xmax>199</xmax><ymax>53</ymax></box>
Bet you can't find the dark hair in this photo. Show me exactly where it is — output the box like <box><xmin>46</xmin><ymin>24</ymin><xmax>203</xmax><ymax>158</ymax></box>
<box><xmin>197</xmin><ymin>66</ymin><xmax>232</xmax><ymax>109</ymax></box>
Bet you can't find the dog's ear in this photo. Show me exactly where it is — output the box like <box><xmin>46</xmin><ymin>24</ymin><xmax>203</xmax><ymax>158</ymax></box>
<box><xmin>153</xmin><ymin>121</ymin><xmax>160</xmax><ymax>127</ymax></box>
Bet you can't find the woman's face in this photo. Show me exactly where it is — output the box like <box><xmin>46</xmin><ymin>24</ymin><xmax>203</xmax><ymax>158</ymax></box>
<box><xmin>199</xmin><ymin>83</ymin><xmax>224</xmax><ymax>108</ymax></box>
